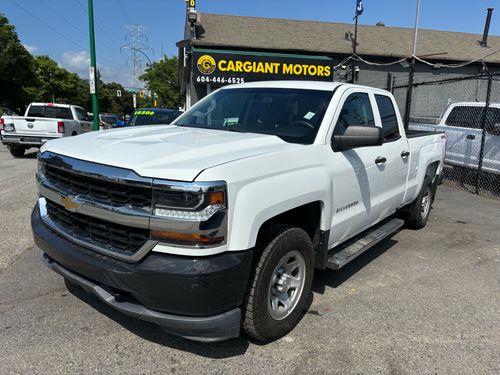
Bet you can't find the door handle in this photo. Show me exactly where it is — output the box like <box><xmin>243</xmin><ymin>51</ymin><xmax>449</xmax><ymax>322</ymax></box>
<box><xmin>375</xmin><ymin>156</ymin><xmax>387</xmax><ymax>164</ymax></box>
<box><xmin>466</xmin><ymin>134</ymin><xmax>475</xmax><ymax>140</ymax></box>
<box><xmin>401</xmin><ymin>150</ymin><xmax>410</xmax><ymax>158</ymax></box>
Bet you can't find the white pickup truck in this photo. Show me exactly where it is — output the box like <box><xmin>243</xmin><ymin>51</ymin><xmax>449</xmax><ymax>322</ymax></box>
<box><xmin>32</xmin><ymin>82</ymin><xmax>445</xmax><ymax>342</ymax></box>
<box><xmin>410</xmin><ymin>102</ymin><xmax>500</xmax><ymax>175</ymax></box>
<box><xmin>1</xmin><ymin>102</ymin><xmax>92</xmax><ymax>157</ymax></box>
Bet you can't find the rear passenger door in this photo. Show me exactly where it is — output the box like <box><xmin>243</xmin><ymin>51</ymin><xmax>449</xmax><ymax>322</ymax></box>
<box><xmin>442</xmin><ymin>105</ymin><xmax>483</xmax><ymax>168</ymax></box>
<box><xmin>373</xmin><ymin>94</ymin><xmax>409</xmax><ymax>216</ymax></box>
<box><xmin>74</xmin><ymin>107</ymin><xmax>92</xmax><ymax>133</ymax></box>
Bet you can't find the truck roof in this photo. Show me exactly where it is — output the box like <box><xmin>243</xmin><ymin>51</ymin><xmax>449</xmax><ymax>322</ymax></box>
<box><xmin>447</xmin><ymin>102</ymin><xmax>500</xmax><ymax>108</ymax></box>
<box><xmin>30</xmin><ymin>103</ymin><xmax>73</xmax><ymax>108</ymax></box>
<box><xmin>220</xmin><ymin>80</ymin><xmax>391</xmax><ymax>94</ymax></box>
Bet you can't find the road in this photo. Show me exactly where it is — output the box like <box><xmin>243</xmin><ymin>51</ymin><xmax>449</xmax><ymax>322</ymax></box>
<box><xmin>0</xmin><ymin>144</ymin><xmax>499</xmax><ymax>374</ymax></box>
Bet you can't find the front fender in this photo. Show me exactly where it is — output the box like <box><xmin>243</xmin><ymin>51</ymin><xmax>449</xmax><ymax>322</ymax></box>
<box><xmin>227</xmin><ymin>166</ymin><xmax>331</xmax><ymax>250</ymax></box>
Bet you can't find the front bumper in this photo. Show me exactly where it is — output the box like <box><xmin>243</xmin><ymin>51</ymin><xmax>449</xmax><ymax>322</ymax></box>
<box><xmin>32</xmin><ymin>205</ymin><xmax>253</xmax><ymax>342</ymax></box>
<box><xmin>1</xmin><ymin>134</ymin><xmax>59</xmax><ymax>146</ymax></box>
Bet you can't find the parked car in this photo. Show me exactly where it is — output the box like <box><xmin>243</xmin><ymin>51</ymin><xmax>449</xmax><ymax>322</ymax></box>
<box><xmin>127</xmin><ymin>108</ymin><xmax>183</xmax><ymax>126</ymax></box>
<box><xmin>32</xmin><ymin>82</ymin><xmax>445</xmax><ymax>342</ymax></box>
<box><xmin>2</xmin><ymin>103</ymin><xmax>92</xmax><ymax>157</ymax></box>
<box><xmin>410</xmin><ymin>102</ymin><xmax>500</xmax><ymax>175</ymax></box>
<box><xmin>115</xmin><ymin>115</ymin><xmax>126</xmax><ymax>128</ymax></box>
<box><xmin>98</xmin><ymin>113</ymin><xmax>119</xmax><ymax>129</ymax></box>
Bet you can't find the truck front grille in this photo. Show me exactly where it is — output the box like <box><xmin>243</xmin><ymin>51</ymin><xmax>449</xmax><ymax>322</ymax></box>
<box><xmin>45</xmin><ymin>199</ymin><xmax>150</xmax><ymax>256</ymax></box>
<box><xmin>44</xmin><ymin>164</ymin><xmax>152</xmax><ymax>209</ymax></box>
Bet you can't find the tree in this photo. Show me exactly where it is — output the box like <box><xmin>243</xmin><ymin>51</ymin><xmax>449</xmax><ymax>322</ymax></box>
<box><xmin>139</xmin><ymin>56</ymin><xmax>182</xmax><ymax>109</ymax></box>
<box><xmin>0</xmin><ymin>14</ymin><xmax>36</xmax><ymax>110</ymax></box>
<box><xmin>99</xmin><ymin>81</ymin><xmax>134</xmax><ymax>115</ymax></box>
<box><xmin>24</xmin><ymin>56</ymin><xmax>90</xmax><ymax>109</ymax></box>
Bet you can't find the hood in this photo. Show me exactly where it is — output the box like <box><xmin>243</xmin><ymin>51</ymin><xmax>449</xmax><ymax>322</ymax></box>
<box><xmin>41</xmin><ymin>125</ymin><xmax>299</xmax><ymax>181</ymax></box>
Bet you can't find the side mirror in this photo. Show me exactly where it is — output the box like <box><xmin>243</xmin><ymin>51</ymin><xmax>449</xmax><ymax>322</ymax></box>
<box><xmin>332</xmin><ymin>125</ymin><xmax>383</xmax><ymax>151</ymax></box>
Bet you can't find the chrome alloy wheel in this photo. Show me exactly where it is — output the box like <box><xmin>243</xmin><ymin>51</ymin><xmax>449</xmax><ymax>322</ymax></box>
<box><xmin>421</xmin><ymin>189</ymin><xmax>431</xmax><ymax>219</ymax></box>
<box><xmin>267</xmin><ymin>250</ymin><xmax>306</xmax><ymax>320</ymax></box>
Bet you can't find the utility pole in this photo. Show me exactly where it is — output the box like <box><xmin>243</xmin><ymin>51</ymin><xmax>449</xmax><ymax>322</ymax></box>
<box><xmin>351</xmin><ymin>0</ymin><xmax>363</xmax><ymax>83</ymax></box>
<box><xmin>351</xmin><ymin>14</ymin><xmax>359</xmax><ymax>83</ymax></box>
<box><xmin>123</xmin><ymin>25</ymin><xmax>152</xmax><ymax>91</ymax></box>
<box><xmin>87</xmin><ymin>0</ymin><xmax>99</xmax><ymax>131</ymax></box>
<box><xmin>122</xmin><ymin>46</ymin><xmax>155</xmax><ymax>107</ymax></box>
<box><xmin>404</xmin><ymin>0</ymin><xmax>421</xmax><ymax>130</ymax></box>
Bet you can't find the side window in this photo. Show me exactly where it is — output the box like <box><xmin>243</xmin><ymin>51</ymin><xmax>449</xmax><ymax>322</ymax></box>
<box><xmin>486</xmin><ymin>108</ymin><xmax>500</xmax><ymax>135</ymax></box>
<box><xmin>375</xmin><ymin>94</ymin><xmax>400</xmax><ymax>141</ymax></box>
<box><xmin>74</xmin><ymin>108</ymin><xmax>83</xmax><ymax>120</ymax></box>
<box><xmin>445</xmin><ymin>106</ymin><xmax>483</xmax><ymax>129</ymax></box>
<box><xmin>335</xmin><ymin>93</ymin><xmax>374</xmax><ymax>133</ymax></box>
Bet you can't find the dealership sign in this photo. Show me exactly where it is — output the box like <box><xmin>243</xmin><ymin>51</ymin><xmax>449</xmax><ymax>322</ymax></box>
<box><xmin>193</xmin><ymin>49</ymin><xmax>335</xmax><ymax>85</ymax></box>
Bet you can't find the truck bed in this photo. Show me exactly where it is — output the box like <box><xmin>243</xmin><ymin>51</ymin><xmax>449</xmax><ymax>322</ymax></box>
<box><xmin>406</xmin><ymin>129</ymin><xmax>443</xmax><ymax>138</ymax></box>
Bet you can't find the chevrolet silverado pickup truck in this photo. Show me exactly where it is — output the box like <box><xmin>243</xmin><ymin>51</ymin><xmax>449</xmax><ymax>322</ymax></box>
<box><xmin>2</xmin><ymin>102</ymin><xmax>92</xmax><ymax>157</ymax></box>
<box><xmin>410</xmin><ymin>102</ymin><xmax>500</xmax><ymax>175</ymax></box>
<box><xmin>32</xmin><ymin>82</ymin><xmax>445</xmax><ymax>342</ymax></box>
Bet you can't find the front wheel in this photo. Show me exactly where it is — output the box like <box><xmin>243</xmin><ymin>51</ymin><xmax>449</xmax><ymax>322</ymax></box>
<box><xmin>405</xmin><ymin>176</ymin><xmax>433</xmax><ymax>229</ymax></box>
<box><xmin>243</xmin><ymin>225</ymin><xmax>314</xmax><ymax>342</ymax></box>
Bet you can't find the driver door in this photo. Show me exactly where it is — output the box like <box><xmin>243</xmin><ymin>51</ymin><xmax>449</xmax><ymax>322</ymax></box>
<box><xmin>327</xmin><ymin>89</ymin><xmax>386</xmax><ymax>247</ymax></box>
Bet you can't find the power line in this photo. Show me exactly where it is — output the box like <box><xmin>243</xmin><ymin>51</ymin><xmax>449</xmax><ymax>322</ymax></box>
<box><xmin>9</xmin><ymin>0</ymin><xmax>87</xmax><ymax>50</ymax></box>
<box><xmin>115</xmin><ymin>0</ymin><xmax>131</xmax><ymax>24</ymax></box>
<box><xmin>39</xmin><ymin>0</ymin><xmax>87</xmax><ymax>35</ymax></box>
<box><xmin>39</xmin><ymin>0</ymin><xmax>121</xmax><ymax>56</ymax></box>
<box><xmin>95</xmin><ymin>19</ymin><xmax>122</xmax><ymax>49</ymax></box>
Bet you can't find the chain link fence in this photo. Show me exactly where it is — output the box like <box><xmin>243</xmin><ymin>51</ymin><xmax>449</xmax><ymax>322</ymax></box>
<box><xmin>393</xmin><ymin>73</ymin><xmax>500</xmax><ymax>199</ymax></box>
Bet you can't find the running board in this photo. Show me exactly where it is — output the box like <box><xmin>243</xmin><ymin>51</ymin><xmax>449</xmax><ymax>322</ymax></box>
<box><xmin>326</xmin><ymin>218</ymin><xmax>404</xmax><ymax>270</ymax></box>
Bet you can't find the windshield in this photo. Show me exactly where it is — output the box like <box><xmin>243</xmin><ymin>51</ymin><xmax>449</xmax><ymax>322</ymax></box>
<box><xmin>175</xmin><ymin>88</ymin><xmax>333</xmax><ymax>144</ymax></box>
<box><xmin>128</xmin><ymin>110</ymin><xmax>182</xmax><ymax>126</ymax></box>
<box><xmin>101</xmin><ymin>115</ymin><xmax>117</xmax><ymax>124</ymax></box>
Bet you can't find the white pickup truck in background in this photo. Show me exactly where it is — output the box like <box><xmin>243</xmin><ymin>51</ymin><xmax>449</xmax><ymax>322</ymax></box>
<box><xmin>32</xmin><ymin>82</ymin><xmax>445</xmax><ymax>342</ymax></box>
<box><xmin>1</xmin><ymin>102</ymin><xmax>92</xmax><ymax>157</ymax></box>
<box><xmin>410</xmin><ymin>102</ymin><xmax>500</xmax><ymax>175</ymax></box>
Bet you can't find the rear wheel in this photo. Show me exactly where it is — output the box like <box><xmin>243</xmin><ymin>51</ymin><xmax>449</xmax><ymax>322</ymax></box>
<box><xmin>8</xmin><ymin>145</ymin><xmax>25</xmax><ymax>158</ymax></box>
<box><xmin>405</xmin><ymin>176</ymin><xmax>433</xmax><ymax>229</ymax></box>
<box><xmin>243</xmin><ymin>225</ymin><xmax>314</xmax><ymax>342</ymax></box>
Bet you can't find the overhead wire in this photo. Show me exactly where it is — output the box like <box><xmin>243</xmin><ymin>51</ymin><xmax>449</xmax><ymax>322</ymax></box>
<box><xmin>9</xmin><ymin>0</ymin><xmax>87</xmax><ymax>50</ymax></box>
<box><xmin>39</xmin><ymin>0</ymin><xmax>121</xmax><ymax>56</ymax></box>
<box><xmin>115</xmin><ymin>0</ymin><xmax>131</xmax><ymax>24</ymax></box>
<box><xmin>414</xmin><ymin>48</ymin><xmax>500</xmax><ymax>68</ymax></box>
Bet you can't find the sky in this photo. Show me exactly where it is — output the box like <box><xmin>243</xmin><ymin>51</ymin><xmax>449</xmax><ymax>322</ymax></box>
<box><xmin>1</xmin><ymin>0</ymin><xmax>499</xmax><ymax>87</ymax></box>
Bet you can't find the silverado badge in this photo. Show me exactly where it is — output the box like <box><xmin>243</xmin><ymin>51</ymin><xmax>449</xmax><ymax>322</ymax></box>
<box><xmin>60</xmin><ymin>196</ymin><xmax>81</xmax><ymax>212</ymax></box>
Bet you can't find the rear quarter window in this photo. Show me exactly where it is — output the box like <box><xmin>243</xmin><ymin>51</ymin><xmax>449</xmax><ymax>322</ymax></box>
<box><xmin>27</xmin><ymin>106</ymin><xmax>73</xmax><ymax>120</ymax></box>
<box><xmin>375</xmin><ymin>94</ymin><xmax>400</xmax><ymax>141</ymax></box>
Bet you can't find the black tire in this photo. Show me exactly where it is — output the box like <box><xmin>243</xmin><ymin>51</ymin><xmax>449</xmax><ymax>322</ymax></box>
<box><xmin>8</xmin><ymin>145</ymin><xmax>25</xmax><ymax>157</ymax></box>
<box><xmin>405</xmin><ymin>176</ymin><xmax>433</xmax><ymax>229</ymax></box>
<box><xmin>243</xmin><ymin>224</ymin><xmax>314</xmax><ymax>342</ymax></box>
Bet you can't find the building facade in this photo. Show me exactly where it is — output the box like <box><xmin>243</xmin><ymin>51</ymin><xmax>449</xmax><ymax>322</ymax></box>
<box><xmin>177</xmin><ymin>10</ymin><xmax>500</xmax><ymax>110</ymax></box>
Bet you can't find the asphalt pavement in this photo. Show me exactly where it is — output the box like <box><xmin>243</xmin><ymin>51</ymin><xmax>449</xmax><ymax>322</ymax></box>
<box><xmin>0</xmin><ymin>144</ymin><xmax>499</xmax><ymax>374</ymax></box>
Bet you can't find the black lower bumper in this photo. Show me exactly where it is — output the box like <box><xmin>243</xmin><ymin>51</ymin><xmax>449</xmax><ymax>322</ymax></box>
<box><xmin>2</xmin><ymin>135</ymin><xmax>54</xmax><ymax>147</ymax></box>
<box><xmin>32</xmin><ymin>205</ymin><xmax>253</xmax><ymax>342</ymax></box>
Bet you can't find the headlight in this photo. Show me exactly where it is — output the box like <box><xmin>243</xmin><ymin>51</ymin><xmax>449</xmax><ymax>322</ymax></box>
<box><xmin>37</xmin><ymin>157</ymin><xmax>46</xmax><ymax>180</ymax></box>
<box><xmin>150</xmin><ymin>180</ymin><xmax>228</xmax><ymax>247</ymax></box>
<box><xmin>152</xmin><ymin>181</ymin><xmax>226</xmax><ymax>221</ymax></box>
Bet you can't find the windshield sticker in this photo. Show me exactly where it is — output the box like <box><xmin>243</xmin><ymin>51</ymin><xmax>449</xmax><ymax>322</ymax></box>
<box><xmin>224</xmin><ymin>117</ymin><xmax>239</xmax><ymax>126</ymax></box>
<box><xmin>304</xmin><ymin>112</ymin><xmax>316</xmax><ymax>120</ymax></box>
<box><xmin>134</xmin><ymin>111</ymin><xmax>155</xmax><ymax>116</ymax></box>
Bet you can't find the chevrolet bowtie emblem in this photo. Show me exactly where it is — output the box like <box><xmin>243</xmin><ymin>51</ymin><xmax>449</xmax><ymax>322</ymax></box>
<box><xmin>60</xmin><ymin>196</ymin><xmax>81</xmax><ymax>212</ymax></box>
